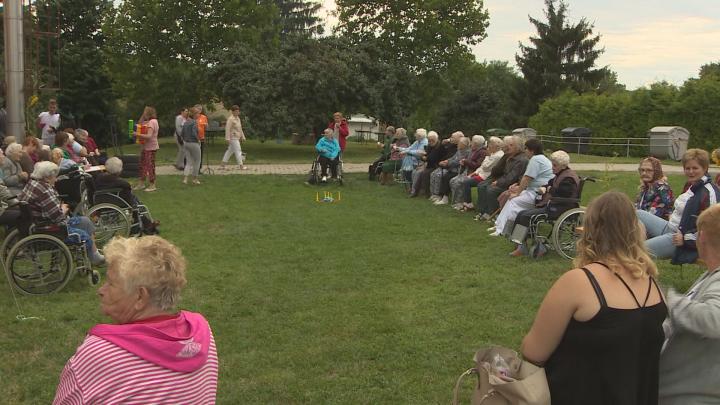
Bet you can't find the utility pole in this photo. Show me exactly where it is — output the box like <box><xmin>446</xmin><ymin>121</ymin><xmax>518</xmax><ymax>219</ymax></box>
<box><xmin>4</xmin><ymin>1</ymin><xmax>27</xmax><ymax>142</ymax></box>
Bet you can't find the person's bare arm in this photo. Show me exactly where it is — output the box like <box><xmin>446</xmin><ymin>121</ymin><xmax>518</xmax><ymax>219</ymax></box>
<box><xmin>521</xmin><ymin>269</ymin><xmax>583</xmax><ymax>365</ymax></box>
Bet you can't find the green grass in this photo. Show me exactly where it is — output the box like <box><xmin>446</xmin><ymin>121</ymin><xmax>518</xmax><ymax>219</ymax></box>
<box><xmin>0</xmin><ymin>172</ymin><xmax>702</xmax><ymax>403</ymax></box>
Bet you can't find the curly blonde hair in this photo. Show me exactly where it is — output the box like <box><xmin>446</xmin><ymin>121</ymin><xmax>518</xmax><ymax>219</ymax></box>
<box><xmin>574</xmin><ymin>191</ymin><xmax>658</xmax><ymax>279</ymax></box>
<box><xmin>104</xmin><ymin>236</ymin><xmax>187</xmax><ymax>311</ymax></box>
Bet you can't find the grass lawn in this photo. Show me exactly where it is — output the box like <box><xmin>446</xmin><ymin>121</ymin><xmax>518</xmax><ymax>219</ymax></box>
<box><xmin>111</xmin><ymin>136</ymin><xmax>684</xmax><ymax>167</ymax></box>
<box><xmin>0</xmin><ymin>171</ymin><xmax>703</xmax><ymax>403</ymax></box>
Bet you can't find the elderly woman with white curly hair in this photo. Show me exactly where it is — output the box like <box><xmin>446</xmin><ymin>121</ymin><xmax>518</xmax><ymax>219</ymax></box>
<box><xmin>396</xmin><ymin>128</ymin><xmax>429</xmax><ymax>184</ymax></box>
<box><xmin>53</xmin><ymin>236</ymin><xmax>218</xmax><ymax>404</ymax></box>
<box><xmin>2</xmin><ymin>143</ymin><xmax>30</xmax><ymax>194</ymax></box>
<box><xmin>18</xmin><ymin>161</ymin><xmax>105</xmax><ymax>265</ymax></box>
<box><xmin>449</xmin><ymin>135</ymin><xmax>488</xmax><ymax>209</ymax></box>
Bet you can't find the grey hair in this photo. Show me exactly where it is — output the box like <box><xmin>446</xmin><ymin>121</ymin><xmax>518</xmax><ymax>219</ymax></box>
<box><xmin>471</xmin><ymin>135</ymin><xmax>486</xmax><ymax>147</ymax></box>
<box><xmin>451</xmin><ymin>131</ymin><xmax>464</xmax><ymax>139</ymax></box>
<box><xmin>395</xmin><ymin>127</ymin><xmax>407</xmax><ymax>137</ymax></box>
<box><xmin>31</xmin><ymin>161</ymin><xmax>59</xmax><ymax>180</ymax></box>
<box><xmin>503</xmin><ymin>135</ymin><xmax>522</xmax><ymax>149</ymax></box>
<box><xmin>415</xmin><ymin>128</ymin><xmax>427</xmax><ymax>139</ymax></box>
<box><xmin>550</xmin><ymin>150</ymin><xmax>571</xmax><ymax>168</ymax></box>
<box><xmin>5</xmin><ymin>143</ymin><xmax>22</xmax><ymax>156</ymax></box>
<box><xmin>488</xmin><ymin>136</ymin><xmax>504</xmax><ymax>149</ymax></box>
<box><xmin>459</xmin><ymin>137</ymin><xmax>471</xmax><ymax>147</ymax></box>
<box><xmin>427</xmin><ymin>131</ymin><xmax>439</xmax><ymax>141</ymax></box>
<box><xmin>105</xmin><ymin>157</ymin><xmax>123</xmax><ymax>175</ymax></box>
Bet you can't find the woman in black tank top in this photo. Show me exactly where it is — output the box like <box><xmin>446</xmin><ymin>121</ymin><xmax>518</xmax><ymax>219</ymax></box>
<box><xmin>521</xmin><ymin>191</ymin><xmax>667</xmax><ymax>405</ymax></box>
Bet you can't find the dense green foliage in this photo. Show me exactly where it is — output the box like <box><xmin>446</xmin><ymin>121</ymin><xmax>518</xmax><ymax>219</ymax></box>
<box><xmin>516</xmin><ymin>0</ymin><xmax>608</xmax><ymax>108</ymax></box>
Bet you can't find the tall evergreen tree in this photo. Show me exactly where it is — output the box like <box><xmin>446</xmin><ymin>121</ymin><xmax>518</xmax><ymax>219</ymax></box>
<box><xmin>516</xmin><ymin>0</ymin><xmax>607</xmax><ymax>108</ymax></box>
<box><xmin>276</xmin><ymin>0</ymin><xmax>323</xmax><ymax>39</ymax></box>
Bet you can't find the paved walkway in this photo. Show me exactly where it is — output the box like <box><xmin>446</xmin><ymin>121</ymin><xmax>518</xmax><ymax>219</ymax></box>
<box><xmin>156</xmin><ymin>162</ymin><xmax>683</xmax><ymax>176</ymax></box>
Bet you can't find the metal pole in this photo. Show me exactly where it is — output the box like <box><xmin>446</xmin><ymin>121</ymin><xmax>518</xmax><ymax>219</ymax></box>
<box><xmin>626</xmin><ymin>139</ymin><xmax>630</xmax><ymax>158</ymax></box>
<box><xmin>4</xmin><ymin>1</ymin><xmax>26</xmax><ymax>142</ymax></box>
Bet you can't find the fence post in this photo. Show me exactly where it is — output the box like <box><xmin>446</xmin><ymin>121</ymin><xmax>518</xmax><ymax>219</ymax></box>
<box><xmin>626</xmin><ymin>139</ymin><xmax>630</xmax><ymax>158</ymax></box>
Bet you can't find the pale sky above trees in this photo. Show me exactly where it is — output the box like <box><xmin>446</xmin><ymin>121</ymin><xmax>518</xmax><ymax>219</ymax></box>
<box><xmin>320</xmin><ymin>0</ymin><xmax>720</xmax><ymax>89</ymax></box>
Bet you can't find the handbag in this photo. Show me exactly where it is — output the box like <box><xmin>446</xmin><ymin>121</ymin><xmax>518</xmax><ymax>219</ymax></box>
<box><xmin>452</xmin><ymin>346</ymin><xmax>550</xmax><ymax>405</ymax></box>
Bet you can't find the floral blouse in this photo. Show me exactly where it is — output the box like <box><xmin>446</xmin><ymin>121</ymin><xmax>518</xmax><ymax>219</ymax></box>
<box><xmin>636</xmin><ymin>181</ymin><xmax>674</xmax><ymax>220</ymax></box>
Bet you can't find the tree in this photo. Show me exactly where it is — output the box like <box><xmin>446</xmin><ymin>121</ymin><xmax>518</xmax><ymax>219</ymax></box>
<box><xmin>335</xmin><ymin>0</ymin><xmax>489</xmax><ymax>71</ymax></box>
<box><xmin>276</xmin><ymin>0</ymin><xmax>324</xmax><ymax>40</ymax></box>
<box><xmin>516</xmin><ymin>0</ymin><xmax>607</xmax><ymax>108</ymax></box>
<box><xmin>699</xmin><ymin>62</ymin><xmax>720</xmax><ymax>80</ymax></box>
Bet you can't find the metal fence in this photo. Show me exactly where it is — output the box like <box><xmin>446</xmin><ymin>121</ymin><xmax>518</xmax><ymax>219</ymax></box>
<box><xmin>536</xmin><ymin>134</ymin><xmax>680</xmax><ymax>158</ymax></box>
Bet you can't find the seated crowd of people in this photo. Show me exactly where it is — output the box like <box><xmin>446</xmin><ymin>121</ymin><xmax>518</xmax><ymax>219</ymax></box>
<box><xmin>0</xmin><ymin>131</ymin><xmax>159</xmax><ymax>265</ymax></box>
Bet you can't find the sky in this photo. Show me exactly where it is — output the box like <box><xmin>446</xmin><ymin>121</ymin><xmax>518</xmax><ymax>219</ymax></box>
<box><xmin>319</xmin><ymin>0</ymin><xmax>720</xmax><ymax>89</ymax></box>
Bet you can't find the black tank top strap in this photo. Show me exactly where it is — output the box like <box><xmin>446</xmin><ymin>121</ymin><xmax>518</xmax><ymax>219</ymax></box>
<box><xmin>580</xmin><ymin>267</ymin><xmax>607</xmax><ymax>308</ymax></box>
<box><xmin>612</xmin><ymin>273</ymin><xmax>642</xmax><ymax>308</ymax></box>
<box><xmin>650</xmin><ymin>276</ymin><xmax>664</xmax><ymax>303</ymax></box>
<box><xmin>641</xmin><ymin>278</ymin><xmax>654</xmax><ymax>307</ymax></box>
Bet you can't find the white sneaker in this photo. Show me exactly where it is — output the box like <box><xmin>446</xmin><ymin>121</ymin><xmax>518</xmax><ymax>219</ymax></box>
<box><xmin>429</xmin><ymin>195</ymin><xmax>440</xmax><ymax>202</ymax></box>
<box><xmin>321</xmin><ymin>176</ymin><xmax>327</xmax><ymax>183</ymax></box>
<box><xmin>452</xmin><ymin>203</ymin><xmax>464</xmax><ymax>210</ymax></box>
<box><xmin>488</xmin><ymin>231</ymin><xmax>501</xmax><ymax>237</ymax></box>
<box><xmin>486</xmin><ymin>226</ymin><xmax>496</xmax><ymax>232</ymax></box>
<box><xmin>434</xmin><ymin>196</ymin><xmax>448</xmax><ymax>205</ymax></box>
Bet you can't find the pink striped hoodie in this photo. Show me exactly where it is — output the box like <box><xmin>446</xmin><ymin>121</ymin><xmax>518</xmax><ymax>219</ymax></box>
<box><xmin>53</xmin><ymin>311</ymin><xmax>218</xmax><ymax>404</ymax></box>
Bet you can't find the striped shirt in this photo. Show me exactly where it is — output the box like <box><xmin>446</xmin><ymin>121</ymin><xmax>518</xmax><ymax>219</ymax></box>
<box><xmin>53</xmin><ymin>334</ymin><xmax>218</xmax><ymax>404</ymax></box>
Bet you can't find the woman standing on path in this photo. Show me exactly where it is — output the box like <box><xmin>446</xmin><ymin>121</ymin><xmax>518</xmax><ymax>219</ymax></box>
<box><xmin>174</xmin><ymin>107</ymin><xmax>188</xmax><ymax>170</ymax></box>
<box><xmin>220</xmin><ymin>105</ymin><xmax>247</xmax><ymax>170</ymax></box>
<box><xmin>135</xmin><ymin>106</ymin><xmax>159</xmax><ymax>192</ymax></box>
<box><xmin>327</xmin><ymin>112</ymin><xmax>349</xmax><ymax>153</ymax></box>
<box><xmin>181</xmin><ymin>107</ymin><xmax>202</xmax><ymax>185</ymax></box>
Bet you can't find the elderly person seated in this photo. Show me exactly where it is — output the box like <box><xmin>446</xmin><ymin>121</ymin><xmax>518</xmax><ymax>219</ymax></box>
<box><xmin>1</xmin><ymin>143</ymin><xmax>30</xmax><ymax>195</ymax></box>
<box><xmin>449</xmin><ymin>135</ymin><xmax>488</xmax><ymax>209</ymax></box>
<box><xmin>460</xmin><ymin>136</ymin><xmax>504</xmax><ymax>211</ymax></box>
<box><xmin>315</xmin><ymin>128</ymin><xmax>341</xmax><ymax>183</ymax></box>
<box><xmin>95</xmin><ymin>157</ymin><xmax>160</xmax><ymax>234</ymax></box>
<box><xmin>74</xmin><ymin>128</ymin><xmax>101</xmax><ymax>165</ymax></box>
<box><xmin>397</xmin><ymin>128</ymin><xmax>428</xmax><ymax>185</ymax></box>
<box><xmin>18</xmin><ymin>161</ymin><xmax>105</xmax><ymax>265</ymax></box>
<box><xmin>410</xmin><ymin>131</ymin><xmax>440</xmax><ymax>197</ymax></box>
<box><xmin>489</xmin><ymin>139</ymin><xmax>553</xmax><ymax>236</ymax></box>
<box><xmin>638</xmin><ymin>148</ymin><xmax>720</xmax><ymax>264</ymax></box>
<box><xmin>0</xmin><ymin>182</ymin><xmax>20</xmax><ymax>227</ymax></box>
<box><xmin>507</xmin><ymin>150</ymin><xmax>580</xmax><ymax>256</ymax></box>
<box><xmin>53</xmin><ymin>236</ymin><xmax>218</xmax><ymax>404</ymax></box>
<box><xmin>475</xmin><ymin>135</ymin><xmax>529</xmax><ymax>220</ymax></box>
<box><xmin>52</xmin><ymin>131</ymin><xmax>85</xmax><ymax>163</ymax></box>
<box><xmin>51</xmin><ymin>147</ymin><xmax>79</xmax><ymax>173</ymax></box>
<box><xmin>428</xmin><ymin>131</ymin><xmax>462</xmax><ymax>203</ymax></box>
<box><xmin>369</xmin><ymin>126</ymin><xmax>395</xmax><ymax>181</ymax></box>
<box><xmin>432</xmin><ymin>135</ymin><xmax>471</xmax><ymax>205</ymax></box>
<box><xmin>20</xmin><ymin>136</ymin><xmax>40</xmax><ymax>174</ymax></box>
<box><xmin>379</xmin><ymin>128</ymin><xmax>410</xmax><ymax>185</ymax></box>
<box><xmin>636</xmin><ymin>156</ymin><xmax>674</xmax><ymax>220</ymax></box>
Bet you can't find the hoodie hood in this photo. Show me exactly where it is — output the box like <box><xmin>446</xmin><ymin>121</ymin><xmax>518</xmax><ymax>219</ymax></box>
<box><xmin>90</xmin><ymin>310</ymin><xmax>211</xmax><ymax>373</ymax></box>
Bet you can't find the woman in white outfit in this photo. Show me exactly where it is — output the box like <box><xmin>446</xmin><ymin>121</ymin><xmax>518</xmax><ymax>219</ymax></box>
<box><xmin>220</xmin><ymin>105</ymin><xmax>247</xmax><ymax>170</ymax></box>
<box><xmin>490</xmin><ymin>138</ymin><xmax>553</xmax><ymax>236</ymax></box>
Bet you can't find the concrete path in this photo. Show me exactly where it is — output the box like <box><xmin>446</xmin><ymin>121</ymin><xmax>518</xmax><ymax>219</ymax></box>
<box><xmin>155</xmin><ymin>162</ymin><xmax>683</xmax><ymax>176</ymax></box>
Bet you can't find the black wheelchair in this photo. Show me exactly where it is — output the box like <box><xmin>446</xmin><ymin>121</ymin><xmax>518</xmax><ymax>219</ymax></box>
<box><xmin>86</xmin><ymin>188</ymin><xmax>157</xmax><ymax>247</ymax></box>
<box><xmin>2</xmin><ymin>202</ymin><xmax>99</xmax><ymax>295</ymax></box>
<box><xmin>509</xmin><ymin>177</ymin><xmax>595</xmax><ymax>259</ymax></box>
<box><xmin>308</xmin><ymin>154</ymin><xmax>344</xmax><ymax>185</ymax></box>
<box><xmin>54</xmin><ymin>167</ymin><xmax>94</xmax><ymax>216</ymax></box>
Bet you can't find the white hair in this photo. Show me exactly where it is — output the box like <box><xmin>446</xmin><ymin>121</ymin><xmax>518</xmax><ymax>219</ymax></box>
<box><xmin>31</xmin><ymin>161</ymin><xmax>59</xmax><ymax>180</ymax></box>
<box><xmin>427</xmin><ymin>131</ymin><xmax>439</xmax><ymax>141</ymax></box>
<box><xmin>415</xmin><ymin>128</ymin><xmax>427</xmax><ymax>139</ymax></box>
<box><xmin>488</xmin><ymin>136</ymin><xmax>504</xmax><ymax>149</ymax></box>
<box><xmin>5</xmin><ymin>142</ymin><xmax>22</xmax><ymax>156</ymax></box>
<box><xmin>105</xmin><ymin>157</ymin><xmax>123</xmax><ymax>175</ymax></box>
<box><xmin>550</xmin><ymin>150</ymin><xmax>571</xmax><ymax>168</ymax></box>
<box><xmin>503</xmin><ymin>135</ymin><xmax>522</xmax><ymax>149</ymax></box>
<box><xmin>471</xmin><ymin>135</ymin><xmax>486</xmax><ymax>147</ymax></box>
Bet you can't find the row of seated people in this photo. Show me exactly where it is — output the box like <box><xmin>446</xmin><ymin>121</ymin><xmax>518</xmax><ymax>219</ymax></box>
<box><xmin>376</xmin><ymin>129</ymin><xmax>720</xmax><ymax>261</ymax></box>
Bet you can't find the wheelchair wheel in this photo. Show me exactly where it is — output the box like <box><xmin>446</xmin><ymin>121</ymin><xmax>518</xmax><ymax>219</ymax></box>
<box><xmin>73</xmin><ymin>181</ymin><xmax>90</xmax><ymax>216</ymax></box>
<box><xmin>1</xmin><ymin>228</ymin><xmax>20</xmax><ymax>264</ymax></box>
<box><xmin>307</xmin><ymin>159</ymin><xmax>320</xmax><ymax>185</ymax></box>
<box><xmin>6</xmin><ymin>234</ymin><xmax>74</xmax><ymax>295</ymax></box>
<box><xmin>552</xmin><ymin>207</ymin><xmax>586</xmax><ymax>260</ymax></box>
<box><xmin>88</xmin><ymin>203</ymin><xmax>131</xmax><ymax>247</ymax></box>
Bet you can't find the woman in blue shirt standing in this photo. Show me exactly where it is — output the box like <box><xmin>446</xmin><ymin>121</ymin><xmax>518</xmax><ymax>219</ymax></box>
<box><xmin>316</xmin><ymin>129</ymin><xmax>340</xmax><ymax>183</ymax></box>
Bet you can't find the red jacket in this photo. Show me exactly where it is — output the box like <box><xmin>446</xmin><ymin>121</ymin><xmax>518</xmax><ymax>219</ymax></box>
<box><xmin>327</xmin><ymin>120</ymin><xmax>350</xmax><ymax>151</ymax></box>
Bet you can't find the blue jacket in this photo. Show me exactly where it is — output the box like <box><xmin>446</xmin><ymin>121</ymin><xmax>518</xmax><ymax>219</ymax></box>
<box><xmin>399</xmin><ymin>138</ymin><xmax>428</xmax><ymax>171</ymax></box>
<box><xmin>672</xmin><ymin>175</ymin><xmax>720</xmax><ymax>265</ymax></box>
<box><xmin>316</xmin><ymin>137</ymin><xmax>340</xmax><ymax>159</ymax></box>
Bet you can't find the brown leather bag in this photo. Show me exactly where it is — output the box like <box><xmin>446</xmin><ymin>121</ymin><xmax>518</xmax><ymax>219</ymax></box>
<box><xmin>452</xmin><ymin>346</ymin><xmax>550</xmax><ymax>405</ymax></box>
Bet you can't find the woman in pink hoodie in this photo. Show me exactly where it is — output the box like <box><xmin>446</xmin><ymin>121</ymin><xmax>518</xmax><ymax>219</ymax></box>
<box><xmin>53</xmin><ymin>236</ymin><xmax>218</xmax><ymax>404</ymax></box>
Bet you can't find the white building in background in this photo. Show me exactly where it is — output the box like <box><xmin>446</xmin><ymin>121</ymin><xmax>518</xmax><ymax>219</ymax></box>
<box><xmin>347</xmin><ymin>114</ymin><xmax>382</xmax><ymax>141</ymax></box>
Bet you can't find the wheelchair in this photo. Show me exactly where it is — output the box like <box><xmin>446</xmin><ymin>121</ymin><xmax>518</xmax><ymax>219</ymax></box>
<box><xmin>510</xmin><ymin>177</ymin><xmax>595</xmax><ymax>260</ymax></box>
<box><xmin>86</xmin><ymin>188</ymin><xmax>156</xmax><ymax>248</ymax></box>
<box><xmin>308</xmin><ymin>154</ymin><xmax>344</xmax><ymax>185</ymax></box>
<box><xmin>54</xmin><ymin>167</ymin><xmax>94</xmax><ymax>216</ymax></box>
<box><xmin>2</xmin><ymin>202</ymin><xmax>99</xmax><ymax>295</ymax></box>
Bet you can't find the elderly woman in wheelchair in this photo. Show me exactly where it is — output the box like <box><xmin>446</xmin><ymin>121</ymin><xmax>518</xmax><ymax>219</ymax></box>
<box><xmin>17</xmin><ymin>161</ymin><xmax>105</xmax><ymax>265</ymax></box>
<box><xmin>89</xmin><ymin>157</ymin><xmax>159</xmax><ymax>245</ymax></box>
